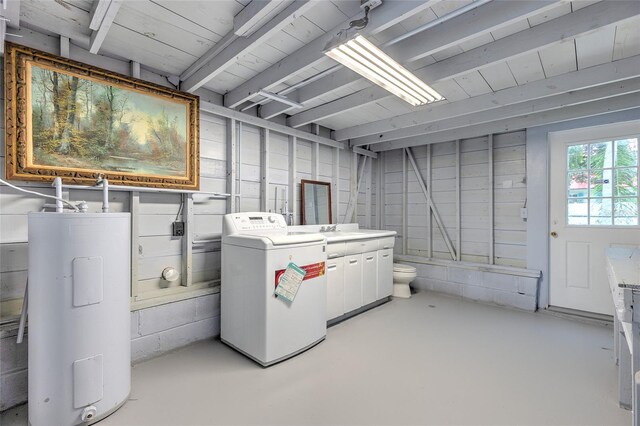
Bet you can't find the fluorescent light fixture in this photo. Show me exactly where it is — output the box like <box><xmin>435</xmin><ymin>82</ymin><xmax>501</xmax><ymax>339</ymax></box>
<box><xmin>324</xmin><ymin>35</ymin><xmax>444</xmax><ymax>106</ymax></box>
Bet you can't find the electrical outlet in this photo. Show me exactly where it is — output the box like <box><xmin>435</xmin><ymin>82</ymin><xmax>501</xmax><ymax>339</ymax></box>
<box><xmin>520</xmin><ymin>208</ymin><xmax>528</xmax><ymax>219</ymax></box>
<box><xmin>172</xmin><ymin>221</ymin><xmax>185</xmax><ymax>237</ymax></box>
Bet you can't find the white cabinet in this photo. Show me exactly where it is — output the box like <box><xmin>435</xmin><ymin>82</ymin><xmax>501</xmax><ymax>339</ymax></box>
<box><xmin>344</xmin><ymin>254</ymin><xmax>363</xmax><ymax>313</ymax></box>
<box><xmin>362</xmin><ymin>251</ymin><xmax>378</xmax><ymax>305</ymax></box>
<box><xmin>377</xmin><ymin>249</ymin><xmax>393</xmax><ymax>299</ymax></box>
<box><xmin>326</xmin><ymin>257</ymin><xmax>345</xmax><ymax>320</ymax></box>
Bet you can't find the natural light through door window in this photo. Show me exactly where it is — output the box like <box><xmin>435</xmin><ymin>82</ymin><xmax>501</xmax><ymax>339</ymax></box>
<box><xmin>566</xmin><ymin>138</ymin><xmax>639</xmax><ymax>226</ymax></box>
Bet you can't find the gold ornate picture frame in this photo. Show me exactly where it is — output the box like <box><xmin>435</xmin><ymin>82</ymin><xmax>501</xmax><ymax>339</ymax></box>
<box><xmin>4</xmin><ymin>42</ymin><xmax>200</xmax><ymax>190</ymax></box>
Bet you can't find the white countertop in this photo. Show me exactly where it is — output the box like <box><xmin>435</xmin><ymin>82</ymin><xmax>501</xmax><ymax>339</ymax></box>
<box><xmin>288</xmin><ymin>224</ymin><xmax>396</xmax><ymax>244</ymax></box>
<box><xmin>606</xmin><ymin>247</ymin><xmax>640</xmax><ymax>289</ymax></box>
<box><xmin>320</xmin><ymin>229</ymin><xmax>396</xmax><ymax>243</ymax></box>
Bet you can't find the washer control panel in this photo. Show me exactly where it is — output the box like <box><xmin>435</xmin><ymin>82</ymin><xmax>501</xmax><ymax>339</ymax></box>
<box><xmin>225</xmin><ymin>213</ymin><xmax>287</xmax><ymax>233</ymax></box>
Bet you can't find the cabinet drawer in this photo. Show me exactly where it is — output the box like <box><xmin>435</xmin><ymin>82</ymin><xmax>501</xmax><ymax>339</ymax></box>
<box><xmin>378</xmin><ymin>237</ymin><xmax>395</xmax><ymax>250</ymax></box>
<box><xmin>327</xmin><ymin>242</ymin><xmax>346</xmax><ymax>259</ymax></box>
<box><xmin>345</xmin><ymin>239</ymin><xmax>379</xmax><ymax>255</ymax></box>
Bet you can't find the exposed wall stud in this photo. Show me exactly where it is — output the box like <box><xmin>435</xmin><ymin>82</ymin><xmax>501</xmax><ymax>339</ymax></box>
<box><xmin>260</xmin><ymin>128</ymin><xmax>270</xmax><ymax>212</ymax></box>
<box><xmin>488</xmin><ymin>133</ymin><xmax>495</xmax><ymax>264</ymax></box>
<box><xmin>376</xmin><ymin>152</ymin><xmax>384</xmax><ymax>229</ymax></box>
<box><xmin>181</xmin><ymin>193</ymin><xmax>194</xmax><ymax>287</ymax></box>
<box><xmin>130</xmin><ymin>61</ymin><xmax>140</xmax><ymax>79</ymax></box>
<box><xmin>130</xmin><ymin>191</ymin><xmax>139</xmax><ymax>301</ymax></box>
<box><xmin>59</xmin><ymin>35</ymin><xmax>69</xmax><ymax>58</ymax></box>
<box><xmin>288</xmin><ymin>135</ymin><xmax>297</xmax><ymax>225</ymax></box>
<box><xmin>343</xmin><ymin>154</ymin><xmax>367</xmax><ymax>224</ymax></box>
<box><xmin>236</xmin><ymin>122</ymin><xmax>243</xmax><ymax>212</ymax></box>
<box><xmin>332</xmin><ymin>147</ymin><xmax>339</xmax><ymax>224</ymax></box>
<box><xmin>365</xmin><ymin>158</ymin><xmax>372</xmax><ymax>228</ymax></box>
<box><xmin>226</xmin><ymin>118</ymin><xmax>237</xmax><ymax>214</ymax></box>
<box><xmin>426</xmin><ymin>144</ymin><xmax>432</xmax><ymax>258</ymax></box>
<box><xmin>456</xmin><ymin>139</ymin><xmax>461</xmax><ymax>261</ymax></box>
<box><xmin>312</xmin><ymin>142</ymin><xmax>319</xmax><ymax>180</ymax></box>
<box><xmin>406</xmin><ymin>147</ymin><xmax>456</xmax><ymax>260</ymax></box>
<box><xmin>402</xmin><ymin>149</ymin><xmax>408</xmax><ymax>255</ymax></box>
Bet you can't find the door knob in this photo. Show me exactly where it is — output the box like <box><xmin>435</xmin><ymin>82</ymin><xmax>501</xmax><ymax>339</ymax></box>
<box><xmin>550</xmin><ymin>231</ymin><xmax>558</xmax><ymax>238</ymax></box>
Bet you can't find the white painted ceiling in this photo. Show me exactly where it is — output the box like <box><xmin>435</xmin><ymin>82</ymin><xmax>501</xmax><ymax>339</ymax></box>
<box><xmin>11</xmin><ymin>0</ymin><xmax>640</xmax><ymax>149</ymax></box>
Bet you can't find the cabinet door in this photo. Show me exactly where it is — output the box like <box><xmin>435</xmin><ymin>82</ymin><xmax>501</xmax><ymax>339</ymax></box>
<box><xmin>326</xmin><ymin>257</ymin><xmax>345</xmax><ymax>320</ymax></box>
<box><xmin>377</xmin><ymin>249</ymin><xmax>393</xmax><ymax>299</ymax></box>
<box><xmin>344</xmin><ymin>254</ymin><xmax>363</xmax><ymax>313</ymax></box>
<box><xmin>362</xmin><ymin>251</ymin><xmax>378</xmax><ymax>305</ymax></box>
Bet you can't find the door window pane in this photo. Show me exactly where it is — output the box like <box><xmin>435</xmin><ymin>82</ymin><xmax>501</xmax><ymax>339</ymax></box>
<box><xmin>614</xmin><ymin>198</ymin><xmax>638</xmax><ymax>226</ymax></box>
<box><xmin>615</xmin><ymin>168</ymin><xmax>638</xmax><ymax>196</ymax></box>
<box><xmin>589</xmin><ymin>169</ymin><xmax>613</xmax><ymax>197</ymax></box>
<box><xmin>590</xmin><ymin>141</ymin><xmax>613</xmax><ymax>169</ymax></box>
<box><xmin>566</xmin><ymin>138</ymin><xmax>638</xmax><ymax>227</ymax></box>
<box><xmin>589</xmin><ymin>198</ymin><xmax>612</xmax><ymax>225</ymax></box>
<box><xmin>567</xmin><ymin>171</ymin><xmax>588</xmax><ymax>198</ymax></box>
<box><xmin>615</xmin><ymin>139</ymin><xmax>638</xmax><ymax>167</ymax></box>
<box><xmin>567</xmin><ymin>144</ymin><xmax>588</xmax><ymax>170</ymax></box>
<box><xmin>568</xmin><ymin>198</ymin><xmax>588</xmax><ymax>225</ymax></box>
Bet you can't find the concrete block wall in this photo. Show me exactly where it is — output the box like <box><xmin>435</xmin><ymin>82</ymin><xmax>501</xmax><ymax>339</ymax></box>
<box><xmin>402</xmin><ymin>259</ymin><xmax>539</xmax><ymax>311</ymax></box>
<box><xmin>0</xmin><ymin>292</ymin><xmax>220</xmax><ymax>410</ymax></box>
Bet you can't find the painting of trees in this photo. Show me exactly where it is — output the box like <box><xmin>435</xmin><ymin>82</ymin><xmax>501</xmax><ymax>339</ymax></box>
<box><xmin>30</xmin><ymin>64</ymin><xmax>189</xmax><ymax>177</ymax></box>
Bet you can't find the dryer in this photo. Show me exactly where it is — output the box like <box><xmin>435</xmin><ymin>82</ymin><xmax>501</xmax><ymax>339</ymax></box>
<box><xmin>221</xmin><ymin>213</ymin><xmax>327</xmax><ymax>366</ymax></box>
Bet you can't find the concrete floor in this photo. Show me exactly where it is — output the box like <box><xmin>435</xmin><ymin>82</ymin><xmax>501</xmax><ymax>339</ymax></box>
<box><xmin>1</xmin><ymin>291</ymin><xmax>631</xmax><ymax>425</ymax></box>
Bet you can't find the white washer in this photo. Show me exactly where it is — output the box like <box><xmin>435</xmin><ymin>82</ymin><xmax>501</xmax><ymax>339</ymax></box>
<box><xmin>221</xmin><ymin>212</ymin><xmax>327</xmax><ymax>366</ymax></box>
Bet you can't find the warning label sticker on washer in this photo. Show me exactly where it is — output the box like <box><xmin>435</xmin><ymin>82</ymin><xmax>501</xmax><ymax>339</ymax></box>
<box><xmin>274</xmin><ymin>262</ymin><xmax>325</xmax><ymax>287</ymax></box>
<box><xmin>274</xmin><ymin>263</ymin><xmax>306</xmax><ymax>302</ymax></box>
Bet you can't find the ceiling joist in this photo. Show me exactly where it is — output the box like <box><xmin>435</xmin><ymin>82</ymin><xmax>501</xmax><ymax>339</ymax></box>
<box><xmin>233</xmin><ymin>0</ymin><xmax>283</xmax><ymax>37</ymax></box>
<box><xmin>287</xmin><ymin>0</ymin><xmax>640</xmax><ymax>129</ymax></box>
<box><xmin>260</xmin><ymin>0</ymin><xmax>559</xmax><ymax>120</ymax></box>
<box><xmin>89</xmin><ymin>0</ymin><xmax>122</xmax><ymax>54</ymax></box>
<box><xmin>223</xmin><ymin>0</ymin><xmax>440</xmax><ymax>109</ymax></box>
<box><xmin>181</xmin><ymin>0</ymin><xmax>316</xmax><ymax>93</ymax></box>
<box><xmin>344</xmin><ymin>55</ymin><xmax>640</xmax><ymax>144</ymax></box>
<box><xmin>358</xmin><ymin>78</ymin><xmax>640</xmax><ymax>147</ymax></box>
<box><xmin>372</xmin><ymin>94</ymin><xmax>640</xmax><ymax>152</ymax></box>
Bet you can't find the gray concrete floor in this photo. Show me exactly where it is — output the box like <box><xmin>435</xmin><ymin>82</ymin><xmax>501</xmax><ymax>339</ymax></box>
<box><xmin>1</xmin><ymin>292</ymin><xmax>631</xmax><ymax>425</ymax></box>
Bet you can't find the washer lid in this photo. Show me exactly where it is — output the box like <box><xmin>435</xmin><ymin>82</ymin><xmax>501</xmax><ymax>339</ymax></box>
<box><xmin>266</xmin><ymin>233</ymin><xmax>325</xmax><ymax>246</ymax></box>
<box><xmin>393</xmin><ymin>263</ymin><xmax>416</xmax><ymax>273</ymax></box>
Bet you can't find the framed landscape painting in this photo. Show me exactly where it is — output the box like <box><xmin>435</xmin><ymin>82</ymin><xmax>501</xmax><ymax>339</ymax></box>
<box><xmin>4</xmin><ymin>42</ymin><xmax>200</xmax><ymax>190</ymax></box>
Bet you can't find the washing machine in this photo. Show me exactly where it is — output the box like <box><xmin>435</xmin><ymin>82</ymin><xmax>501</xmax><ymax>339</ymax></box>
<box><xmin>221</xmin><ymin>212</ymin><xmax>327</xmax><ymax>366</ymax></box>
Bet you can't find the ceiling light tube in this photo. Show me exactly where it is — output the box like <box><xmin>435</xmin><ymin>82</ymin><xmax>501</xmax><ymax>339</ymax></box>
<box><xmin>326</xmin><ymin>48</ymin><xmax>422</xmax><ymax>106</ymax></box>
<box><xmin>345</xmin><ymin>40</ymin><xmax>434</xmax><ymax>102</ymax></box>
<box><xmin>354</xmin><ymin>36</ymin><xmax>444</xmax><ymax>101</ymax></box>
<box><xmin>337</xmin><ymin>44</ymin><xmax>428</xmax><ymax>104</ymax></box>
<box><xmin>324</xmin><ymin>34</ymin><xmax>444</xmax><ymax>106</ymax></box>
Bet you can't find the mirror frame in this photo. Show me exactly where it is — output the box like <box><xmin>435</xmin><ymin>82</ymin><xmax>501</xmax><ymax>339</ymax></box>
<box><xmin>300</xmin><ymin>179</ymin><xmax>332</xmax><ymax>225</ymax></box>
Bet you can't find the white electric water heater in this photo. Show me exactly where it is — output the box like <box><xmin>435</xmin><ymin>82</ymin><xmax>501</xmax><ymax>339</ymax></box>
<box><xmin>27</xmin><ymin>212</ymin><xmax>131</xmax><ymax>425</ymax></box>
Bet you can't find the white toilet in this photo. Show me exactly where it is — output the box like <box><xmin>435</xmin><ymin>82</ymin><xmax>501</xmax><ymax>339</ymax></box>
<box><xmin>392</xmin><ymin>263</ymin><xmax>417</xmax><ymax>298</ymax></box>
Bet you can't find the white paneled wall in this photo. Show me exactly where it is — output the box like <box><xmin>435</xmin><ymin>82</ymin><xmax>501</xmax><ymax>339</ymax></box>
<box><xmin>0</xmin><ymin>44</ymin><xmax>358</xmax><ymax>408</ymax></box>
<box><xmin>384</xmin><ymin>131</ymin><xmax>527</xmax><ymax>268</ymax></box>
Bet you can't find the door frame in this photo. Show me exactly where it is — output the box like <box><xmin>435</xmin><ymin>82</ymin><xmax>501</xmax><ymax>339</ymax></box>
<box><xmin>526</xmin><ymin>113</ymin><xmax>640</xmax><ymax>310</ymax></box>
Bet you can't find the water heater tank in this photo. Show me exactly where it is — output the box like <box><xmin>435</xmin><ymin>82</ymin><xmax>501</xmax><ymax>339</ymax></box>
<box><xmin>27</xmin><ymin>212</ymin><xmax>131</xmax><ymax>425</ymax></box>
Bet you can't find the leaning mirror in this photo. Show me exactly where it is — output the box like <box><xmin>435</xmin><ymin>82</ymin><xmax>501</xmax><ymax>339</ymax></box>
<box><xmin>301</xmin><ymin>180</ymin><xmax>332</xmax><ymax>225</ymax></box>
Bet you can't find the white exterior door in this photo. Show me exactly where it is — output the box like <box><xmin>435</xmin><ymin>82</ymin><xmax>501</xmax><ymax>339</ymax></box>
<box><xmin>549</xmin><ymin>129</ymin><xmax>639</xmax><ymax>315</ymax></box>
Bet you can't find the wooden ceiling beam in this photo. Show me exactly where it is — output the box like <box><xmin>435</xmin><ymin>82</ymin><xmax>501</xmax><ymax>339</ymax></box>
<box><xmin>233</xmin><ymin>0</ymin><xmax>284</xmax><ymax>37</ymax></box>
<box><xmin>89</xmin><ymin>0</ymin><xmax>122</xmax><ymax>54</ymax></box>
<box><xmin>372</xmin><ymin>93</ymin><xmax>640</xmax><ymax>152</ymax></box>
<box><xmin>287</xmin><ymin>1</ymin><xmax>640</xmax><ymax>129</ymax></box>
<box><xmin>223</xmin><ymin>0</ymin><xmax>440</xmax><ymax>109</ymax></box>
<box><xmin>180</xmin><ymin>0</ymin><xmax>315</xmax><ymax>93</ymax></box>
<box><xmin>354</xmin><ymin>78</ymin><xmax>640</xmax><ymax>147</ymax></box>
<box><xmin>260</xmin><ymin>0</ymin><xmax>559</xmax><ymax>120</ymax></box>
<box><xmin>343</xmin><ymin>55</ymin><xmax>640</xmax><ymax>144</ymax></box>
